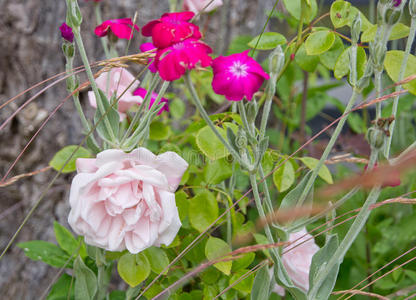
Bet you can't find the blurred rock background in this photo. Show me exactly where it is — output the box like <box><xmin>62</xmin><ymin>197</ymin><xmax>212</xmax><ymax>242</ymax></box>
<box><xmin>0</xmin><ymin>0</ymin><xmax>276</xmax><ymax>298</ymax></box>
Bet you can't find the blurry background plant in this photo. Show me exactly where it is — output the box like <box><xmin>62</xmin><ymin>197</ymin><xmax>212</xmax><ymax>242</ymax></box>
<box><xmin>1</xmin><ymin>0</ymin><xmax>416</xmax><ymax>299</ymax></box>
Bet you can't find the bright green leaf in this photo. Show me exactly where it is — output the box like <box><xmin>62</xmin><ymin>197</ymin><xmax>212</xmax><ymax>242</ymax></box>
<box><xmin>149</xmin><ymin>121</ymin><xmax>171</xmax><ymax>141</ymax></box>
<box><xmin>361</xmin><ymin>23</ymin><xmax>410</xmax><ymax>43</ymax></box>
<box><xmin>189</xmin><ymin>191</ymin><xmax>219</xmax><ymax>232</ymax></box>
<box><xmin>295</xmin><ymin>44</ymin><xmax>320</xmax><ymax>72</ymax></box>
<box><xmin>74</xmin><ymin>256</ymin><xmax>97</xmax><ymax>300</ymax></box>
<box><xmin>299</xmin><ymin>157</ymin><xmax>333</xmax><ymax>184</ymax></box>
<box><xmin>49</xmin><ymin>145</ymin><xmax>91</xmax><ymax>173</ymax></box>
<box><xmin>170</xmin><ymin>98</ymin><xmax>186</xmax><ymax>120</ymax></box>
<box><xmin>117</xmin><ymin>253</ymin><xmax>150</xmax><ymax>287</ymax></box>
<box><xmin>18</xmin><ymin>240</ymin><xmax>72</xmax><ymax>268</ymax></box>
<box><xmin>232</xmin><ymin>252</ymin><xmax>255</xmax><ymax>272</ymax></box>
<box><xmin>305</xmin><ymin>30</ymin><xmax>335</xmax><ymax>56</ymax></box>
<box><xmin>384</xmin><ymin>50</ymin><xmax>416</xmax><ymax>95</ymax></box>
<box><xmin>204</xmin><ymin>158</ymin><xmax>233</xmax><ymax>184</ymax></box>
<box><xmin>142</xmin><ymin>247</ymin><xmax>170</xmax><ymax>275</ymax></box>
<box><xmin>53</xmin><ymin>222</ymin><xmax>86</xmax><ymax>258</ymax></box>
<box><xmin>248</xmin><ymin>32</ymin><xmax>287</xmax><ymax>50</ymax></box>
<box><xmin>283</xmin><ymin>0</ymin><xmax>318</xmax><ymax>24</ymax></box>
<box><xmin>319</xmin><ymin>35</ymin><xmax>344</xmax><ymax>70</ymax></box>
<box><xmin>330</xmin><ymin>0</ymin><xmax>352</xmax><ymax>28</ymax></box>
<box><xmin>205</xmin><ymin>236</ymin><xmax>232</xmax><ymax>275</ymax></box>
<box><xmin>273</xmin><ymin>159</ymin><xmax>295</xmax><ymax>192</ymax></box>
<box><xmin>230</xmin><ymin>269</ymin><xmax>255</xmax><ymax>293</ymax></box>
<box><xmin>334</xmin><ymin>46</ymin><xmax>367</xmax><ymax>80</ymax></box>
<box><xmin>196</xmin><ymin>125</ymin><xmax>229</xmax><ymax>160</ymax></box>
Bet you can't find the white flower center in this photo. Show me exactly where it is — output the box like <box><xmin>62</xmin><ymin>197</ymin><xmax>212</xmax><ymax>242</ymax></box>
<box><xmin>229</xmin><ymin>61</ymin><xmax>248</xmax><ymax>78</ymax></box>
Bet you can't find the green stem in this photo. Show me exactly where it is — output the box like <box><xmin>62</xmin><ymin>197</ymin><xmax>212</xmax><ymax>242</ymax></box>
<box><xmin>296</xmin><ymin>89</ymin><xmax>359</xmax><ymax>206</ymax></box>
<box><xmin>237</xmin><ymin>101</ymin><xmax>254</xmax><ymax>137</ymax></box>
<box><xmin>184</xmin><ymin>73</ymin><xmax>248</xmax><ymax>169</ymax></box>
<box><xmin>308</xmin><ymin>153</ymin><xmax>380</xmax><ymax>299</ymax></box>
<box><xmin>73</xmin><ymin>30</ymin><xmax>117</xmax><ymax>143</ymax></box>
<box><xmin>385</xmin><ymin>17</ymin><xmax>416</xmax><ymax>158</ymax></box>
<box><xmin>259</xmin><ymin>76</ymin><xmax>277</xmax><ymax>139</ymax></box>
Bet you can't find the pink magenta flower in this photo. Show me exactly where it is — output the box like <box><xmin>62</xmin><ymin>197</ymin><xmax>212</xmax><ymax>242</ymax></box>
<box><xmin>88</xmin><ymin>67</ymin><xmax>143</xmax><ymax>120</ymax></box>
<box><xmin>133</xmin><ymin>87</ymin><xmax>169</xmax><ymax>115</ymax></box>
<box><xmin>142</xmin><ymin>12</ymin><xmax>202</xmax><ymax>49</ymax></box>
<box><xmin>211</xmin><ymin>50</ymin><xmax>270</xmax><ymax>101</ymax></box>
<box><xmin>140</xmin><ymin>43</ymin><xmax>157</xmax><ymax>73</ymax></box>
<box><xmin>272</xmin><ymin>228</ymin><xmax>320</xmax><ymax>296</ymax></box>
<box><xmin>393</xmin><ymin>0</ymin><xmax>402</xmax><ymax>7</ymax></box>
<box><xmin>154</xmin><ymin>38</ymin><xmax>212</xmax><ymax>81</ymax></box>
<box><xmin>68</xmin><ymin>148</ymin><xmax>188</xmax><ymax>253</ymax></box>
<box><xmin>59</xmin><ymin>22</ymin><xmax>74</xmax><ymax>43</ymax></box>
<box><xmin>95</xmin><ymin>18</ymin><xmax>139</xmax><ymax>40</ymax></box>
<box><xmin>183</xmin><ymin>0</ymin><xmax>223</xmax><ymax>14</ymax></box>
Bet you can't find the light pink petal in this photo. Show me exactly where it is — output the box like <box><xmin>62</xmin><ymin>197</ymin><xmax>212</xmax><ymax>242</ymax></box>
<box><xmin>153</xmin><ymin>151</ymin><xmax>188</xmax><ymax>192</ymax></box>
<box><xmin>76</xmin><ymin>158</ymin><xmax>98</xmax><ymax>173</ymax></box>
<box><xmin>155</xmin><ymin>190</ymin><xmax>181</xmax><ymax>246</ymax></box>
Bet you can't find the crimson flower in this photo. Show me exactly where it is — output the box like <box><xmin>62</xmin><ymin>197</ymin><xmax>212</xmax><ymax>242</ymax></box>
<box><xmin>133</xmin><ymin>87</ymin><xmax>169</xmax><ymax>115</ymax></box>
<box><xmin>211</xmin><ymin>50</ymin><xmax>269</xmax><ymax>101</ymax></box>
<box><xmin>95</xmin><ymin>18</ymin><xmax>139</xmax><ymax>40</ymax></box>
<box><xmin>154</xmin><ymin>38</ymin><xmax>212</xmax><ymax>81</ymax></box>
<box><xmin>140</xmin><ymin>43</ymin><xmax>157</xmax><ymax>73</ymax></box>
<box><xmin>59</xmin><ymin>22</ymin><xmax>74</xmax><ymax>43</ymax></box>
<box><xmin>142</xmin><ymin>12</ymin><xmax>201</xmax><ymax>49</ymax></box>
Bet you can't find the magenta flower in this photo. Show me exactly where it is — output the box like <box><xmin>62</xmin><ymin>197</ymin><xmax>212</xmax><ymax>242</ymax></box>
<box><xmin>133</xmin><ymin>87</ymin><xmax>169</xmax><ymax>115</ymax></box>
<box><xmin>95</xmin><ymin>18</ymin><xmax>139</xmax><ymax>40</ymax></box>
<box><xmin>393</xmin><ymin>0</ymin><xmax>402</xmax><ymax>7</ymax></box>
<box><xmin>59</xmin><ymin>22</ymin><xmax>74</xmax><ymax>43</ymax></box>
<box><xmin>211</xmin><ymin>50</ymin><xmax>270</xmax><ymax>101</ymax></box>
<box><xmin>154</xmin><ymin>39</ymin><xmax>212</xmax><ymax>81</ymax></box>
<box><xmin>142</xmin><ymin>12</ymin><xmax>202</xmax><ymax>49</ymax></box>
<box><xmin>140</xmin><ymin>43</ymin><xmax>157</xmax><ymax>73</ymax></box>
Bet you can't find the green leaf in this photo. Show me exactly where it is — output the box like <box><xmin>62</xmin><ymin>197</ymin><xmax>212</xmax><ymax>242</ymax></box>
<box><xmin>47</xmin><ymin>273</ymin><xmax>75</xmax><ymax>300</ymax></box>
<box><xmin>283</xmin><ymin>0</ymin><xmax>318</xmax><ymax>24</ymax></box>
<box><xmin>230</xmin><ymin>269</ymin><xmax>255</xmax><ymax>293</ymax></box>
<box><xmin>117</xmin><ymin>253</ymin><xmax>151</xmax><ymax>287</ymax></box>
<box><xmin>248</xmin><ymin>32</ymin><xmax>287</xmax><ymax>50</ymax></box>
<box><xmin>149</xmin><ymin>121</ymin><xmax>171</xmax><ymax>141</ymax></box>
<box><xmin>205</xmin><ymin>236</ymin><xmax>232</xmax><ymax>275</ymax></box>
<box><xmin>94</xmin><ymin>89</ymin><xmax>120</xmax><ymax>142</ymax></box>
<box><xmin>204</xmin><ymin>158</ymin><xmax>233</xmax><ymax>184</ymax></box>
<box><xmin>232</xmin><ymin>252</ymin><xmax>255</xmax><ymax>272</ymax></box>
<box><xmin>189</xmin><ymin>191</ymin><xmax>219</xmax><ymax>232</ymax></box>
<box><xmin>319</xmin><ymin>35</ymin><xmax>344</xmax><ymax>70</ymax></box>
<box><xmin>142</xmin><ymin>247</ymin><xmax>170</xmax><ymax>275</ymax></box>
<box><xmin>384</xmin><ymin>50</ymin><xmax>416</xmax><ymax>95</ymax></box>
<box><xmin>74</xmin><ymin>256</ymin><xmax>97</xmax><ymax>300</ymax></box>
<box><xmin>361</xmin><ymin>23</ymin><xmax>410</xmax><ymax>43</ymax></box>
<box><xmin>227</xmin><ymin>35</ymin><xmax>252</xmax><ymax>55</ymax></box>
<box><xmin>175</xmin><ymin>190</ymin><xmax>189</xmax><ymax>226</ymax></box>
<box><xmin>273</xmin><ymin>159</ymin><xmax>295</xmax><ymax>192</ymax></box>
<box><xmin>305</xmin><ymin>30</ymin><xmax>335</xmax><ymax>56</ymax></box>
<box><xmin>299</xmin><ymin>157</ymin><xmax>333</xmax><ymax>184</ymax></box>
<box><xmin>251</xmin><ymin>265</ymin><xmax>271</xmax><ymax>300</ymax></box>
<box><xmin>18</xmin><ymin>241</ymin><xmax>72</xmax><ymax>268</ymax></box>
<box><xmin>334</xmin><ymin>46</ymin><xmax>367</xmax><ymax>80</ymax></box>
<box><xmin>201</xmin><ymin>266</ymin><xmax>221</xmax><ymax>284</ymax></box>
<box><xmin>330</xmin><ymin>0</ymin><xmax>352</xmax><ymax>28</ymax></box>
<box><xmin>280</xmin><ymin>171</ymin><xmax>313</xmax><ymax>211</ymax></box>
<box><xmin>196</xmin><ymin>125</ymin><xmax>229</xmax><ymax>160</ymax></box>
<box><xmin>295</xmin><ymin>44</ymin><xmax>320</xmax><ymax>72</ymax></box>
<box><xmin>309</xmin><ymin>235</ymin><xmax>339</xmax><ymax>300</ymax></box>
<box><xmin>170</xmin><ymin>98</ymin><xmax>186</xmax><ymax>120</ymax></box>
<box><xmin>49</xmin><ymin>145</ymin><xmax>91</xmax><ymax>173</ymax></box>
<box><xmin>53</xmin><ymin>222</ymin><xmax>87</xmax><ymax>258</ymax></box>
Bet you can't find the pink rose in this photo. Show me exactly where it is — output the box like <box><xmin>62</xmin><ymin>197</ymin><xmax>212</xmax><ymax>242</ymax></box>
<box><xmin>68</xmin><ymin>148</ymin><xmax>188</xmax><ymax>253</ymax></box>
<box><xmin>183</xmin><ymin>0</ymin><xmax>223</xmax><ymax>14</ymax></box>
<box><xmin>88</xmin><ymin>67</ymin><xmax>143</xmax><ymax>120</ymax></box>
<box><xmin>273</xmin><ymin>228</ymin><xmax>320</xmax><ymax>296</ymax></box>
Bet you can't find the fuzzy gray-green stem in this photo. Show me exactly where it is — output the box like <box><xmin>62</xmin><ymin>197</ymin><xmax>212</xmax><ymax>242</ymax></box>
<box><xmin>385</xmin><ymin>17</ymin><xmax>416</xmax><ymax>158</ymax></box>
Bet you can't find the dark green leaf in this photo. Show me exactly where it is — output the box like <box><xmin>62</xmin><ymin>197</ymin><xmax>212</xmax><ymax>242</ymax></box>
<box><xmin>53</xmin><ymin>221</ymin><xmax>86</xmax><ymax>258</ymax></box>
<box><xmin>74</xmin><ymin>256</ymin><xmax>97</xmax><ymax>300</ymax></box>
<box><xmin>251</xmin><ymin>265</ymin><xmax>271</xmax><ymax>300</ymax></box>
<box><xmin>18</xmin><ymin>241</ymin><xmax>72</xmax><ymax>268</ymax></box>
<box><xmin>319</xmin><ymin>35</ymin><xmax>344</xmax><ymax>70</ymax></box>
<box><xmin>46</xmin><ymin>273</ymin><xmax>75</xmax><ymax>300</ymax></box>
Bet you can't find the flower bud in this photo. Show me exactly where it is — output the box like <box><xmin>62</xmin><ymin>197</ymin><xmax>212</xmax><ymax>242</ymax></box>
<box><xmin>351</xmin><ymin>13</ymin><xmax>362</xmax><ymax>44</ymax></box>
<box><xmin>268</xmin><ymin>45</ymin><xmax>285</xmax><ymax>81</ymax></box>
<box><xmin>65</xmin><ymin>0</ymin><xmax>83</xmax><ymax>28</ymax></box>
<box><xmin>384</xmin><ymin>8</ymin><xmax>402</xmax><ymax>25</ymax></box>
<box><xmin>246</xmin><ymin>100</ymin><xmax>258</xmax><ymax>124</ymax></box>
<box><xmin>367</xmin><ymin>127</ymin><xmax>386</xmax><ymax>150</ymax></box>
<box><xmin>410</xmin><ymin>0</ymin><xmax>416</xmax><ymax>17</ymax></box>
<box><xmin>62</xmin><ymin>43</ymin><xmax>75</xmax><ymax>58</ymax></box>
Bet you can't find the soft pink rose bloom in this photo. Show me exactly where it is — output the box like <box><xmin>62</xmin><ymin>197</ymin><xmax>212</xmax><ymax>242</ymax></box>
<box><xmin>273</xmin><ymin>228</ymin><xmax>320</xmax><ymax>296</ymax></box>
<box><xmin>142</xmin><ymin>12</ymin><xmax>201</xmax><ymax>49</ymax></box>
<box><xmin>183</xmin><ymin>0</ymin><xmax>223</xmax><ymax>14</ymax></box>
<box><xmin>68</xmin><ymin>148</ymin><xmax>189</xmax><ymax>253</ymax></box>
<box><xmin>88</xmin><ymin>67</ymin><xmax>143</xmax><ymax>120</ymax></box>
<box><xmin>95</xmin><ymin>18</ymin><xmax>139</xmax><ymax>40</ymax></box>
<box><xmin>133</xmin><ymin>87</ymin><xmax>169</xmax><ymax>115</ymax></box>
<box><xmin>211</xmin><ymin>50</ymin><xmax>270</xmax><ymax>101</ymax></box>
<box><xmin>140</xmin><ymin>42</ymin><xmax>157</xmax><ymax>73</ymax></box>
<box><xmin>155</xmin><ymin>38</ymin><xmax>212</xmax><ymax>81</ymax></box>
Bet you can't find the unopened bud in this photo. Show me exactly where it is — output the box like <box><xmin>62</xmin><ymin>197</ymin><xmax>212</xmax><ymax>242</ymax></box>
<box><xmin>410</xmin><ymin>0</ymin><xmax>416</xmax><ymax>17</ymax></box>
<box><xmin>268</xmin><ymin>45</ymin><xmax>285</xmax><ymax>81</ymax></box>
<box><xmin>246</xmin><ymin>100</ymin><xmax>258</xmax><ymax>124</ymax></box>
<box><xmin>367</xmin><ymin>127</ymin><xmax>386</xmax><ymax>149</ymax></box>
<box><xmin>62</xmin><ymin>43</ymin><xmax>75</xmax><ymax>58</ymax></box>
<box><xmin>384</xmin><ymin>8</ymin><xmax>402</xmax><ymax>25</ymax></box>
<box><xmin>66</xmin><ymin>0</ymin><xmax>83</xmax><ymax>28</ymax></box>
<box><xmin>351</xmin><ymin>13</ymin><xmax>362</xmax><ymax>44</ymax></box>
